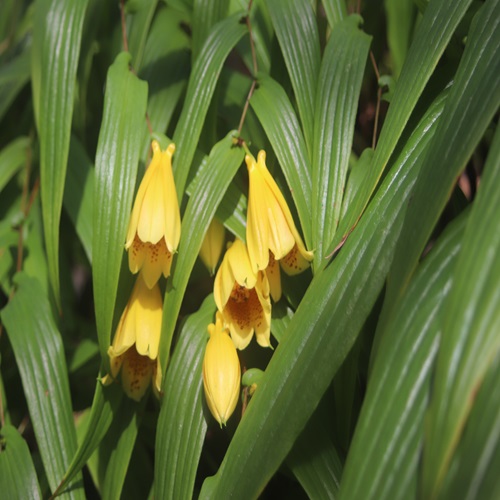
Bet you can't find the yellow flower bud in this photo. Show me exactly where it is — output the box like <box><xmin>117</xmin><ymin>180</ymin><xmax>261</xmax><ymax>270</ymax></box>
<box><xmin>199</xmin><ymin>218</ymin><xmax>225</xmax><ymax>275</ymax></box>
<box><xmin>203</xmin><ymin>312</ymin><xmax>241</xmax><ymax>426</ymax></box>
<box><xmin>125</xmin><ymin>140</ymin><xmax>181</xmax><ymax>289</ymax></box>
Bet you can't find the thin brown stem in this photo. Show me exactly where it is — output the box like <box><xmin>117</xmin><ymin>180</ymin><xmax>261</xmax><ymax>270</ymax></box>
<box><xmin>120</xmin><ymin>0</ymin><xmax>129</xmax><ymax>53</ymax></box>
<box><xmin>237</xmin><ymin>80</ymin><xmax>256</xmax><ymax>136</ymax></box>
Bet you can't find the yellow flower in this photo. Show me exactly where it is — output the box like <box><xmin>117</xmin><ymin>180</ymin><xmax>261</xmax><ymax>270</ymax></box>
<box><xmin>199</xmin><ymin>218</ymin><xmax>225</xmax><ymax>275</ymax></box>
<box><xmin>105</xmin><ymin>274</ymin><xmax>163</xmax><ymax>401</ymax></box>
<box><xmin>125</xmin><ymin>140</ymin><xmax>181</xmax><ymax>289</ymax></box>
<box><xmin>214</xmin><ymin>239</ymin><xmax>271</xmax><ymax>350</ymax></box>
<box><xmin>246</xmin><ymin>150</ymin><xmax>313</xmax><ymax>300</ymax></box>
<box><xmin>203</xmin><ymin>312</ymin><xmax>241</xmax><ymax>426</ymax></box>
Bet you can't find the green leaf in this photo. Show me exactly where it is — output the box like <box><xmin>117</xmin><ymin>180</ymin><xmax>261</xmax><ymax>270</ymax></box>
<box><xmin>64</xmin><ymin>136</ymin><xmax>94</xmax><ymax>263</ymax></box>
<box><xmin>0</xmin><ymin>425</ymin><xmax>42</xmax><ymax>500</ymax></box>
<box><xmin>0</xmin><ymin>136</ymin><xmax>30</xmax><ymax>194</ymax></box>
<box><xmin>172</xmin><ymin>12</ymin><xmax>247</xmax><ymax>197</ymax></box>
<box><xmin>192</xmin><ymin>0</ymin><xmax>229</xmax><ymax>60</ymax></box>
<box><xmin>266</xmin><ymin>0</ymin><xmax>320</xmax><ymax>154</ymax></box>
<box><xmin>0</xmin><ymin>48</ymin><xmax>31</xmax><ymax>122</ymax></box>
<box><xmin>322</xmin><ymin>0</ymin><xmax>347</xmax><ymax>28</ymax></box>
<box><xmin>159</xmin><ymin>132</ymin><xmax>244</xmax><ymax>368</ymax></box>
<box><xmin>1</xmin><ymin>273</ymin><xmax>83</xmax><ymax>498</ymax></box>
<box><xmin>155</xmin><ymin>295</ymin><xmax>216</xmax><ymax>499</ymax></box>
<box><xmin>250</xmin><ymin>75</ymin><xmax>312</xmax><ymax>246</ymax></box>
<box><xmin>388</xmin><ymin>0</ymin><xmax>500</xmax><ymax>309</ymax></box>
<box><xmin>92</xmin><ymin>52</ymin><xmax>148</xmax><ymax>366</ymax></box>
<box><xmin>331</xmin><ymin>0</ymin><xmax>473</xmax><ymax>256</ymax></box>
<box><xmin>199</xmin><ymin>55</ymin><xmax>447</xmax><ymax>500</ymax></box>
<box><xmin>54</xmin><ymin>382</ymin><xmax>123</xmax><ymax>496</ymax></box>
<box><xmin>32</xmin><ymin>0</ymin><xmax>89</xmax><ymax>307</ymax></box>
<box><xmin>339</xmin><ymin>212</ymin><xmax>467</xmax><ymax>500</ymax></box>
<box><xmin>311</xmin><ymin>15</ymin><xmax>371</xmax><ymax>268</ymax></box>
<box><xmin>421</xmin><ymin>92</ymin><xmax>500</xmax><ymax>498</ymax></box>
<box><xmin>441</xmin><ymin>352</ymin><xmax>500</xmax><ymax>500</ymax></box>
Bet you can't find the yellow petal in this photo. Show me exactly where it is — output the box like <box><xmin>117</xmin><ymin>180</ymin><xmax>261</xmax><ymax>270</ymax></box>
<box><xmin>139</xmin><ymin>240</ymin><xmax>173</xmax><ymax>288</ymax></box>
<box><xmin>120</xmin><ymin>347</ymin><xmax>156</xmax><ymax>401</ymax></box>
<box><xmin>161</xmin><ymin>144</ymin><xmax>181</xmax><ymax>253</ymax></box>
<box><xmin>280</xmin><ymin>243</ymin><xmax>314</xmax><ymax>276</ymax></box>
<box><xmin>199</xmin><ymin>218</ymin><xmax>225</xmax><ymax>274</ymax></box>
<box><xmin>265</xmin><ymin>252</ymin><xmax>282</xmax><ymax>302</ymax></box>
<box><xmin>203</xmin><ymin>313</ymin><xmax>241</xmax><ymax>425</ymax></box>
<box><xmin>128</xmin><ymin>235</ymin><xmax>147</xmax><ymax>274</ymax></box>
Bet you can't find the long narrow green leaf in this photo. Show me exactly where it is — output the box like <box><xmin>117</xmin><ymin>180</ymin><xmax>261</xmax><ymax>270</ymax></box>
<box><xmin>388</xmin><ymin>0</ymin><xmax>500</xmax><ymax>309</ymax></box>
<box><xmin>265</xmin><ymin>0</ymin><xmax>320</xmax><ymax>154</ymax></box>
<box><xmin>0</xmin><ymin>136</ymin><xmax>29</xmax><ymax>193</ymax></box>
<box><xmin>54</xmin><ymin>382</ymin><xmax>123</xmax><ymax>496</ymax></box>
<box><xmin>192</xmin><ymin>0</ymin><xmax>229</xmax><ymax>61</ymax></box>
<box><xmin>421</xmin><ymin>95</ymin><xmax>500</xmax><ymax>499</ymax></box>
<box><xmin>0</xmin><ymin>425</ymin><xmax>42</xmax><ymax>500</ymax></box>
<box><xmin>339</xmin><ymin>212</ymin><xmax>467</xmax><ymax>500</ymax></box>
<box><xmin>127</xmin><ymin>0</ymin><xmax>158</xmax><ymax>72</ymax></box>
<box><xmin>172</xmin><ymin>12</ymin><xmax>247</xmax><ymax>197</ymax></box>
<box><xmin>32</xmin><ymin>0</ymin><xmax>89</xmax><ymax>307</ymax></box>
<box><xmin>311</xmin><ymin>15</ymin><xmax>371</xmax><ymax>267</ymax></box>
<box><xmin>330</xmin><ymin>0</ymin><xmax>473</xmax><ymax>256</ymax></box>
<box><xmin>0</xmin><ymin>49</ymin><xmax>31</xmax><ymax>122</ymax></box>
<box><xmin>64</xmin><ymin>136</ymin><xmax>94</xmax><ymax>263</ymax></box>
<box><xmin>159</xmin><ymin>132</ymin><xmax>244</xmax><ymax>368</ymax></box>
<box><xmin>322</xmin><ymin>0</ymin><xmax>347</xmax><ymax>28</ymax></box>
<box><xmin>251</xmin><ymin>75</ymin><xmax>312</xmax><ymax>246</ymax></box>
<box><xmin>199</xmin><ymin>58</ymin><xmax>447</xmax><ymax>500</ymax></box>
<box><xmin>441</xmin><ymin>353</ymin><xmax>500</xmax><ymax>500</ymax></box>
<box><xmin>155</xmin><ymin>295</ymin><xmax>216</xmax><ymax>499</ymax></box>
<box><xmin>92</xmin><ymin>52</ymin><xmax>148</xmax><ymax>366</ymax></box>
<box><xmin>1</xmin><ymin>273</ymin><xmax>83</xmax><ymax>498</ymax></box>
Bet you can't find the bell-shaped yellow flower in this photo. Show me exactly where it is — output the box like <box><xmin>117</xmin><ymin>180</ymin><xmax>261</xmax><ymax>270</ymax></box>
<box><xmin>246</xmin><ymin>150</ymin><xmax>313</xmax><ymax>300</ymax></box>
<box><xmin>125</xmin><ymin>140</ymin><xmax>181</xmax><ymax>289</ymax></box>
<box><xmin>203</xmin><ymin>312</ymin><xmax>241</xmax><ymax>426</ymax></box>
<box><xmin>199</xmin><ymin>218</ymin><xmax>225</xmax><ymax>275</ymax></box>
<box><xmin>105</xmin><ymin>274</ymin><xmax>163</xmax><ymax>401</ymax></box>
<box><xmin>214</xmin><ymin>239</ymin><xmax>271</xmax><ymax>350</ymax></box>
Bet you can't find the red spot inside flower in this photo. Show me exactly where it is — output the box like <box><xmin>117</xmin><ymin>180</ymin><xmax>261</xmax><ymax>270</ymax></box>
<box><xmin>226</xmin><ymin>283</ymin><xmax>263</xmax><ymax>331</ymax></box>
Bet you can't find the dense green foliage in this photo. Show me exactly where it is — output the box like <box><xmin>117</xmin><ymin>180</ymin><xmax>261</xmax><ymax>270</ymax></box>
<box><xmin>0</xmin><ymin>0</ymin><xmax>499</xmax><ymax>498</ymax></box>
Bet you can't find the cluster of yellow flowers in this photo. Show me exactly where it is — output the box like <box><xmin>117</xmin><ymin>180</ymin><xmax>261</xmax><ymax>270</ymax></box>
<box><xmin>104</xmin><ymin>140</ymin><xmax>181</xmax><ymax>401</ymax></box>
<box><xmin>204</xmin><ymin>151</ymin><xmax>313</xmax><ymax>425</ymax></box>
<box><xmin>103</xmin><ymin>140</ymin><xmax>313</xmax><ymax>418</ymax></box>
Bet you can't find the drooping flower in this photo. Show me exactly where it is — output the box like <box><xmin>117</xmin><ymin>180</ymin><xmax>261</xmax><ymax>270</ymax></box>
<box><xmin>214</xmin><ymin>239</ymin><xmax>271</xmax><ymax>350</ymax></box>
<box><xmin>125</xmin><ymin>140</ymin><xmax>181</xmax><ymax>289</ymax></box>
<box><xmin>203</xmin><ymin>312</ymin><xmax>241</xmax><ymax>426</ymax></box>
<box><xmin>104</xmin><ymin>274</ymin><xmax>163</xmax><ymax>401</ymax></box>
<box><xmin>246</xmin><ymin>150</ymin><xmax>313</xmax><ymax>300</ymax></box>
<box><xmin>199</xmin><ymin>217</ymin><xmax>225</xmax><ymax>275</ymax></box>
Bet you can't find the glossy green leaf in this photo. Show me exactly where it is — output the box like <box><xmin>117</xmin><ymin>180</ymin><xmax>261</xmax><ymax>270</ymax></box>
<box><xmin>92</xmin><ymin>52</ymin><xmax>148</xmax><ymax>366</ymax></box>
<box><xmin>1</xmin><ymin>273</ymin><xmax>83</xmax><ymax>498</ymax></box>
<box><xmin>0</xmin><ymin>49</ymin><xmax>30</xmax><ymax>122</ymax></box>
<box><xmin>32</xmin><ymin>0</ymin><xmax>89</xmax><ymax>307</ymax></box>
<box><xmin>54</xmin><ymin>382</ymin><xmax>123</xmax><ymax>496</ymax></box>
<box><xmin>0</xmin><ymin>136</ymin><xmax>30</xmax><ymax>193</ymax></box>
<box><xmin>388</xmin><ymin>0</ymin><xmax>500</xmax><ymax>308</ymax></box>
<box><xmin>172</xmin><ymin>12</ymin><xmax>247</xmax><ymax>197</ymax></box>
<box><xmin>192</xmin><ymin>0</ymin><xmax>229</xmax><ymax>60</ymax></box>
<box><xmin>441</xmin><ymin>352</ymin><xmax>500</xmax><ymax>500</ymax></box>
<box><xmin>101</xmin><ymin>398</ymin><xmax>146</xmax><ymax>500</ymax></box>
<box><xmin>322</xmin><ymin>0</ymin><xmax>347</xmax><ymax>28</ymax></box>
<box><xmin>266</xmin><ymin>0</ymin><xmax>320</xmax><ymax>154</ymax></box>
<box><xmin>0</xmin><ymin>425</ymin><xmax>42</xmax><ymax>500</ymax></box>
<box><xmin>331</xmin><ymin>0</ymin><xmax>473</xmax><ymax>256</ymax></box>
<box><xmin>339</xmin><ymin>212</ymin><xmax>467</xmax><ymax>500</ymax></box>
<box><xmin>64</xmin><ymin>136</ymin><xmax>94</xmax><ymax>263</ymax></box>
<box><xmin>251</xmin><ymin>75</ymin><xmax>312</xmax><ymax>246</ymax></box>
<box><xmin>127</xmin><ymin>0</ymin><xmax>158</xmax><ymax>72</ymax></box>
<box><xmin>421</xmin><ymin>95</ymin><xmax>500</xmax><ymax>498</ymax></box>
<box><xmin>199</xmin><ymin>55</ymin><xmax>447</xmax><ymax>500</ymax></box>
<box><xmin>311</xmin><ymin>15</ymin><xmax>371</xmax><ymax>267</ymax></box>
<box><xmin>155</xmin><ymin>295</ymin><xmax>216</xmax><ymax>499</ymax></box>
<box><xmin>216</xmin><ymin>181</ymin><xmax>246</xmax><ymax>240</ymax></box>
<box><xmin>159</xmin><ymin>132</ymin><xmax>244</xmax><ymax>367</ymax></box>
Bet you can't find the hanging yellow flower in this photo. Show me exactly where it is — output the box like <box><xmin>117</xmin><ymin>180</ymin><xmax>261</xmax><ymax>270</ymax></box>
<box><xmin>104</xmin><ymin>274</ymin><xmax>163</xmax><ymax>401</ymax></box>
<box><xmin>246</xmin><ymin>150</ymin><xmax>313</xmax><ymax>300</ymax></box>
<box><xmin>125</xmin><ymin>140</ymin><xmax>181</xmax><ymax>289</ymax></box>
<box><xmin>214</xmin><ymin>239</ymin><xmax>271</xmax><ymax>350</ymax></box>
<box><xmin>199</xmin><ymin>217</ymin><xmax>225</xmax><ymax>275</ymax></box>
<box><xmin>203</xmin><ymin>312</ymin><xmax>241</xmax><ymax>426</ymax></box>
